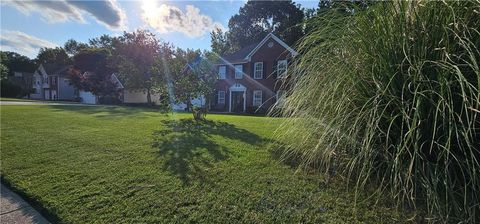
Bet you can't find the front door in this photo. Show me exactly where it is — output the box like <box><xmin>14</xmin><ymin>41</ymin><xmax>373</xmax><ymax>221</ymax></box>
<box><xmin>44</xmin><ymin>90</ymin><xmax>50</xmax><ymax>100</ymax></box>
<box><xmin>231</xmin><ymin>91</ymin><xmax>244</xmax><ymax>112</ymax></box>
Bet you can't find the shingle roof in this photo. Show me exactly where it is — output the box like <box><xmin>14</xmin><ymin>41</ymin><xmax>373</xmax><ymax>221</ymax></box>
<box><xmin>217</xmin><ymin>43</ymin><xmax>258</xmax><ymax>64</ymax></box>
<box><xmin>42</xmin><ymin>64</ymin><xmax>70</xmax><ymax>76</ymax></box>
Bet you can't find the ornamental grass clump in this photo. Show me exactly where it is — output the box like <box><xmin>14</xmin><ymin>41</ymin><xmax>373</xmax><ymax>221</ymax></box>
<box><xmin>275</xmin><ymin>1</ymin><xmax>480</xmax><ymax>222</ymax></box>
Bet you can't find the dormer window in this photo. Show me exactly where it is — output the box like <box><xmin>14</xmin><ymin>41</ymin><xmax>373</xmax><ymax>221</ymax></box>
<box><xmin>218</xmin><ymin>66</ymin><xmax>226</xmax><ymax>79</ymax></box>
<box><xmin>254</xmin><ymin>62</ymin><xmax>263</xmax><ymax>79</ymax></box>
<box><xmin>234</xmin><ymin>65</ymin><xmax>243</xmax><ymax>79</ymax></box>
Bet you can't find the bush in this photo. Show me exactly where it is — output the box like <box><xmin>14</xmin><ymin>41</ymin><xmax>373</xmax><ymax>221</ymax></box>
<box><xmin>276</xmin><ymin>1</ymin><xmax>480</xmax><ymax>222</ymax></box>
<box><xmin>1</xmin><ymin>80</ymin><xmax>23</xmax><ymax>97</ymax></box>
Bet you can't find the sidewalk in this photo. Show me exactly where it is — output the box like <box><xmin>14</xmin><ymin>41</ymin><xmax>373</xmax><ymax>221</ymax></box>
<box><xmin>0</xmin><ymin>183</ymin><xmax>49</xmax><ymax>224</ymax></box>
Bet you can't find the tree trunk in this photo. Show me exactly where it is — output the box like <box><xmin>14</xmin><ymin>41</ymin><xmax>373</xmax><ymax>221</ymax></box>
<box><xmin>146</xmin><ymin>89</ymin><xmax>152</xmax><ymax>105</ymax></box>
<box><xmin>186</xmin><ymin>95</ymin><xmax>193</xmax><ymax>112</ymax></box>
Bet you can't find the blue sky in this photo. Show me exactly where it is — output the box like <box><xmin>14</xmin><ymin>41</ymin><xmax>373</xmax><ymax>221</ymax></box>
<box><xmin>0</xmin><ymin>0</ymin><xmax>318</xmax><ymax>58</ymax></box>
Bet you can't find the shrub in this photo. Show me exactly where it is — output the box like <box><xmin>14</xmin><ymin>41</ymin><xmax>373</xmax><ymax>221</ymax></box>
<box><xmin>1</xmin><ymin>80</ymin><xmax>23</xmax><ymax>97</ymax></box>
<box><xmin>276</xmin><ymin>1</ymin><xmax>480</xmax><ymax>222</ymax></box>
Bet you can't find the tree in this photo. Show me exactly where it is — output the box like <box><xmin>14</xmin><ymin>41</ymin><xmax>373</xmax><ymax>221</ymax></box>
<box><xmin>35</xmin><ymin>47</ymin><xmax>70</xmax><ymax>66</ymax></box>
<box><xmin>68</xmin><ymin>48</ymin><xmax>118</xmax><ymax>99</ymax></box>
<box><xmin>0</xmin><ymin>51</ymin><xmax>36</xmax><ymax>75</ymax></box>
<box><xmin>64</xmin><ymin>39</ymin><xmax>89</xmax><ymax>56</ymax></box>
<box><xmin>89</xmin><ymin>34</ymin><xmax>119</xmax><ymax>50</ymax></box>
<box><xmin>210</xmin><ymin>27</ymin><xmax>233</xmax><ymax>55</ymax></box>
<box><xmin>169</xmin><ymin>48</ymin><xmax>217</xmax><ymax>120</ymax></box>
<box><xmin>227</xmin><ymin>0</ymin><xmax>304</xmax><ymax>49</ymax></box>
<box><xmin>112</xmin><ymin>30</ymin><xmax>164</xmax><ymax>105</ymax></box>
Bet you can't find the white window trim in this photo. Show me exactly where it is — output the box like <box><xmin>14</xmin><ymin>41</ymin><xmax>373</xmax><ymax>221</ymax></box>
<box><xmin>253</xmin><ymin>90</ymin><xmax>262</xmax><ymax>107</ymax></box>
<box><xmin>254</xmin><ymin>62</ymin><xmax>263</xmax><ymax>79</ymax></box>
<box><xmin>276</xmin><ymin>90</ymin><xmax>286</xmax><ymax>107</ymax></box>
<box><xmin>277</xmin><ymin>60</ymin><xmax>288</xmax><ymax>78</ymax></box>
<box><xmin>218</xmin><ymin>91</ymin><xmax>225</xmax><ymax>104</ymax></box>
<box><xmin>234</xmin><ymin>65</ymin><xmax>243</xmax><ymax>79</ymax></box>
<box><xmin>218</xmin><ymin>66</ymin><xmax>226</xmax><ymax>80</ymax></box>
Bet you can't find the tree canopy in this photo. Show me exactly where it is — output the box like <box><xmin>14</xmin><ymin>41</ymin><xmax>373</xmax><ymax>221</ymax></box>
<box><xmin>36</xmin><ymin>47</ymin><xmax>70</xmax><ymax>66</ymax></box>
<box><xmin>0</xmin><ymin>51</ymin><xmax>36</xmax><ymax>75</ymax></box>
<box><xmin>226</xmin><ymin>0</ymin><xmax>304</xmax><ymax>50</ymax></box>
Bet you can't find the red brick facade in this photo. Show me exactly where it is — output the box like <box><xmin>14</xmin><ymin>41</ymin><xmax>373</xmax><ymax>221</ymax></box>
<box><xmin>210</xmin><ymin>34</ymin><xmax>296</xmax><ymax>113</ymax></box>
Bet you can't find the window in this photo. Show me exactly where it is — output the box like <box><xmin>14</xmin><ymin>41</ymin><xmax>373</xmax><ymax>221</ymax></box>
<box><xmin>254</xmin><ymin>62</ymin><xmax>263</xmax><ymax>79</ymax></box>
<box><xmin>253</xmin><ymin>90</ymin><xmax>262</xmax><ymax>107</ymax></box>
<box><xmin>234</xmin><ymin>65</ymin><xmax>243</xmax><ymax>79</ymax></box>
<box><xmin>218</xmin><ymin>91</ymin><xmax>225</xmax><ymax>104</ymax></box>
<box><xmin>276</xmin><ymin>90</ymin><xmax>286</xmax><ymax>107</ymax></box>
<box><xmin>277</xmin><ymin>60</ymin><xmax>288</xmax><ymax>78</ymax></box>
<box><xmin>218</xmin><ymin>66</ymin><xmax>226</xmax><ymax>79</ymax></box>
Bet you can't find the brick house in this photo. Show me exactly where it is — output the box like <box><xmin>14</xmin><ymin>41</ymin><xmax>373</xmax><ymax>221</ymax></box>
<box><xmin>210</xmin><ymin>33</ymin><xmax>298</xmax><ymax>113</ymax></box>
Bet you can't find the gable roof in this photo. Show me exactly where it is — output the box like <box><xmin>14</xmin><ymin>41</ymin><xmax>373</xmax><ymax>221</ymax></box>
<box><xmin>40</xmin><ymin>63</ymin><xmax>70</xmax><ymax>76</ymax></box>
<box><xmin>244</xmin><ymin>33</ymin><xmax>298</xmax><ymax>61</ymax></box>
<box><xmin>217</xmin><ymin>33</ymin><xmax>298</xmax><ymax>65</ymax></box>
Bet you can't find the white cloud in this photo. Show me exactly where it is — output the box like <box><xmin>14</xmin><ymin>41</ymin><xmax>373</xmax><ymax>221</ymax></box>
<box><xmin>0</xmin><ymin>30</ymin><xmax>57</xmax><ymax>58</ymax></box>
<box><xmin>4</xmin><ymin>0</ymin><xmax>126</xmax><ymax>30</ymax></box>
<box><xmin>141</xmin><ymin>2</ymin><xmax>225</xmax><ymax>38</ymax></box>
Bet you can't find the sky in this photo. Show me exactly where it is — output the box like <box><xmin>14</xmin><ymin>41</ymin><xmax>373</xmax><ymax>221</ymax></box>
<box><xmin>0</xmin><ymin>0</ymin><xmax>318</xmax><ymax>59</ymax></box>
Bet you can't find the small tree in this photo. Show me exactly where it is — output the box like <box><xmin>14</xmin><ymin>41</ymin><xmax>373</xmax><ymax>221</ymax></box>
<box><xmin>168</xmin><ymin>49</ymin><xmax>216</xmax><ymax>120</ymax></box>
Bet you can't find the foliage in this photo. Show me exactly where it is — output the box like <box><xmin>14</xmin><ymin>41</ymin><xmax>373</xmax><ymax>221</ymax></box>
<box><xmin>112</xmin><ymin>30</ymin><xmax>165</xmax><ymax>105</ymax></box>
<box><xmin>276</xmin><ymin>1</ymin><xmax>480</xmax><ymax>222</ymax></box>
<box><xmin>68</xmin><ymin>48</ymin><xmax>118</xmax><ymax>98</ymax></box>
<box><xmin>0</xmin><ymin>51</ymin><xmax>36</xmax><ymax>75</ymax></box>
<box><xmin>35</xmin><ymin>47</ymin><xmax>70</xmax><ymax>66</ymax></box>
<box><xmin>210</xmin><ymin>27</ymin><xmax>232</xmax><ymax>55</ymax></box>
<box><xmin>0</xmin><ymin>63</ymin><xmax>8</xmax><ymax>80</ymax></box>
<box><xmin>1</xmin><ymin>105</ymin><xmax>410</xmax><ymax>223</ymax></box>
<box><xmin>227</xmin><ymin>0</ymin><xmax>304</xmax><ymax>49</ymax></box>
<box><xmin>0</xmin><ymin>79</ymin><xmax>22</xmax><ymax>97</ymax></box>
<box><xmin>64</xmin><ymin>39</ymin><xmax>89</xmax><ymax>56</ymax></box>
<box><xmin>168</xmin><ymin>48</ymin><xmax>216</xmax><ymax>116</ymax></box>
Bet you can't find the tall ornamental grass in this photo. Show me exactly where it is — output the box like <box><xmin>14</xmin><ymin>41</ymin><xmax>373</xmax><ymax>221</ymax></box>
<box><xmin>275</xmin><ymin>1</ymin><xmax>480</xmax><ymax>222</ymax></box>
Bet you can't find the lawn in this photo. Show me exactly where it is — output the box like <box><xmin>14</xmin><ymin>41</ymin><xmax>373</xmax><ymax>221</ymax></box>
<box><xmin>1</xmin><ymin>105</ymin><xmax>407</xmax><ymax>223</ymax></box>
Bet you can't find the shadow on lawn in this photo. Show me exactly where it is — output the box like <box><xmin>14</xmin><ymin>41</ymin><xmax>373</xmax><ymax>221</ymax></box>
<box><xmin>152</xmin><ymin>119</ymin><xmax>262</xmax><ymax>185</ymax></box>
<box><xmin>48</xmin><ymin>105</ymin><xmax>162</xmax><ymax>119</ymax></box>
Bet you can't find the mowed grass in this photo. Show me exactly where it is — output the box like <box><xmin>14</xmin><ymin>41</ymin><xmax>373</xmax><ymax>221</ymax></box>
<box><xmin>1</xmin><ymin>105</ymin><xmax>406</xmax><ymax>223</ymax></box>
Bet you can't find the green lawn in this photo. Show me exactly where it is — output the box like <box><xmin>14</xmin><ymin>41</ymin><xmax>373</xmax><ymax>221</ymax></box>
<box><xmin>1</xmin><ymin>105</ymin><xmax>407</xmax><ymax>223</ymax></box>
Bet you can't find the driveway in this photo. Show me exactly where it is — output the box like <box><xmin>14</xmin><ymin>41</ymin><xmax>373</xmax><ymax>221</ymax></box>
<box><xmin>0</xmin><ymin>100</ymin><xmax>96</xmax><ymax>106</ymax></box>
<box><xmin>0</xmin><ymin>183</ymin><xmax>50</xmax><ymax>224</ymax></box>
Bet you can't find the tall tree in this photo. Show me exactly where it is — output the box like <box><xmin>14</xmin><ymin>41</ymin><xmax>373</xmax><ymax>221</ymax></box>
<box><xmin>68</xmin><ymin>48</ymin><xmax>118</xmax><ymax>99</ymax></box>
<box><xmin>64</xmin><ymin>39</ymin><xmax>89</xmax><ymax>56</ymax></box>
<box><xmin>0</xmin><ymin>51</ymin><xmax>36</xmax><ymax>75</ymax></box>
<box><xmin>210</xmin><ymin>27</ymin><xmax>233</xmax><ymax>55</ymax></box>
<box><xmin>112</xmin><ymin>30</ymin><xmax>164</xmax><ymax>105</ymax></box>
<box><xmin>35</xmin><ymin>47</ymin><xmax>70</xmax><ymax>66</ymax></box>
<box><xmin>227</xmin><ymin>0</ymin><xmax>304</xmax><ymax>49</ymax></box>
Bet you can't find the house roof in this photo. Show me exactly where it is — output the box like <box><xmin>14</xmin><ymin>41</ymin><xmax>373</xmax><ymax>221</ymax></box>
<box><xmin>41</xmin><ymin>63</ymin><xmax>70</xmax><ymax>76</ymax></box>
<box><xmin>218</xmin><ymin>43</ymin><xmax>257</xmax><ymax>64</ymax></box>
<box><xmin>216</xmin><ymin>33</ymin><xmax>298</xmax><ymax>65</ymax></box>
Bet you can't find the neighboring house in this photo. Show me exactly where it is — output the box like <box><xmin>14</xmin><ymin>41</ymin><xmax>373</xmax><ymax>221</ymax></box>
<box><xmin>81</xmin><ymin>73</ymin><xmax>202</xmax><ymax>110</ymax></box>
<box><xmin>77</xmin><ymin>72</ymin><xmax>125</xmax><ymax>104</ymax></box>
<box><xmin>211</xmin><ymin>33</ymin><xmax>297</xmax><ymax>113</ymax></box>
<box><xmin>30</xmin><ymin>64</ymin><xmax>76</xmax><ymax>101</ymax></box>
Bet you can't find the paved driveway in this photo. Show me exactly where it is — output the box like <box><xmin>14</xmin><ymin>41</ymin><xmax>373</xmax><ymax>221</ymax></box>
<box><xmin>0</xmin><ymin>100</ymin><xmax>96</xmax><ymax>106</ymax></box>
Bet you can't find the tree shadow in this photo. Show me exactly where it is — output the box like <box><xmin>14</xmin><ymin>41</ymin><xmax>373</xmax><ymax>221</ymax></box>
<box><xmin>151</xmin><ymin>119</ymin><xmax>262</xmax><ymax>185</ymax></box>
<box><xmin>47</xmin><ymin>105</ymin><xmax>162</xmax><ymax>119</ymax></box>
